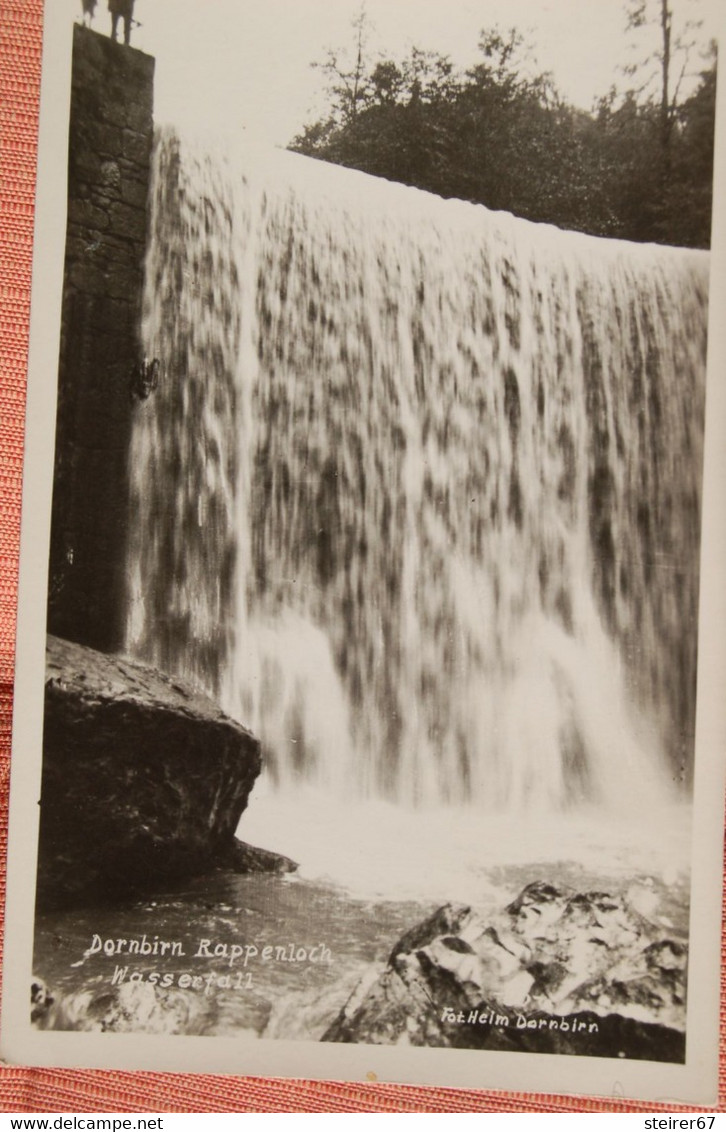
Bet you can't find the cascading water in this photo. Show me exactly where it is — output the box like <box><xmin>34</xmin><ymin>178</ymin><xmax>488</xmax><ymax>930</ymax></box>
<box><xmin>126</xmin><ymin>127</ymin><xmax>708</xmax><ymax>841</ymax></box>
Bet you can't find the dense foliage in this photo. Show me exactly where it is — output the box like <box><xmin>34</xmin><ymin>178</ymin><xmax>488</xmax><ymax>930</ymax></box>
<box><xmin>289</xmin><ymin>16</ymin><xmax>717</xmax><ymax>248</ymax></box>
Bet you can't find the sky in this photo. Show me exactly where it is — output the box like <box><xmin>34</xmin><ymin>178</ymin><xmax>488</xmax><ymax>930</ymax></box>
<box><xmin>99</xmin><ymin>0</ymin><xmax>719</xmax><ymax>146</ymax></box>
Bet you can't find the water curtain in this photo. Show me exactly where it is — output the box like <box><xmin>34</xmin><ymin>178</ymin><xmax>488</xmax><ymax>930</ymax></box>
<box><xmin>127</xmin><ymin>128</ymin><xmax>708</xmax><ymax>813</ymax></box>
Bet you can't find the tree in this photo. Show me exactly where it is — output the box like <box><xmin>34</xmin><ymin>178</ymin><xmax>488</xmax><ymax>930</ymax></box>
<box><xmin>613</xmin><ymin>0</ymin><xmax>716</xmax><ymax>243</ymax></box>
<box><xmin>624</xmin><ymin>0</ymin><xmax>704</xmax><ymax>174</ymax></box>
<box><xmin>660</xmin><ymin>46</ymin><xmax>717</xmax><ymax>245</ymax></box>
<box><xmin>312</xmin><ymin>3</ymin><xmax>373</xmax><ymax>127</ymax></box>
<box><xmin>288</xmin><ymin>15</ymin><xmax>716</xmax><ymax>248</ymax></box>
<box><xmin>292</xmin><ymin>39</ymin><xmax>461</xmax><ymax>194</ymax></box>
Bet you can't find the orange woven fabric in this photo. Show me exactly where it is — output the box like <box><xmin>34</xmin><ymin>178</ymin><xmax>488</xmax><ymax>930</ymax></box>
<box><xmin>0</xmin><ymin>0</ymin><xmax>724</xmax><ymax>1114</ymax></box>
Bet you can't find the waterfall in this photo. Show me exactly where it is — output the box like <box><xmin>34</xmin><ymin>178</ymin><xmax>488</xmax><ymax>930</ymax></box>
<box><xmin>126</xmin><ymin>127</ymin><xmax>708</xmax><ymax>816</ymax></box>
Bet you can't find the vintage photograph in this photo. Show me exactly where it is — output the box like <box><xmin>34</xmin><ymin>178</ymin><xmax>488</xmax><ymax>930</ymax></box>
<box><xmin>3</xmin><ymin>0</ymin><xmax>725</xmax><ymax>1100</ymax></box>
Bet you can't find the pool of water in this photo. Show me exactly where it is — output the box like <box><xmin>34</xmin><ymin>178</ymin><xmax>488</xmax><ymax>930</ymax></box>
<box><xmin>34</xmin><ymin>820</ymin><xmax>690</xmax><ymax>1042</ymax></box>
<box><xmin>34</xmin><ymin>872</ymin><xmax>436</xmax><ymax>1038</ymax></box>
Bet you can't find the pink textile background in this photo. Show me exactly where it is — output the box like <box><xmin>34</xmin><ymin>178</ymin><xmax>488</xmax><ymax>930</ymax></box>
<box><xmin>0</xmin><ymin>0</ymin><xmax>723</xmax><ymax>1113</ymax></box>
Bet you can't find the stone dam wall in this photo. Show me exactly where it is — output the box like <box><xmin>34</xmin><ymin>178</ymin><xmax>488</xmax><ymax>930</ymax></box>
<box><xmin>48</xmin><ymin>24</ymin><xmax>154</xmax><ymax>653</ymax></box>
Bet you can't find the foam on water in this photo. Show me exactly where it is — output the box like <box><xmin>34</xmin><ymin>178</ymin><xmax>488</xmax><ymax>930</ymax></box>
<box><xmin>238</xmin><ymin>781</ymin><xmax>692</xmax><ymax>903</ymax></box>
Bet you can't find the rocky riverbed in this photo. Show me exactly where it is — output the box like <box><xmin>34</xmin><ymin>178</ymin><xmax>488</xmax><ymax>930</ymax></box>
<box><xmin>33</xmin><ymin>868</ymin><xmax>688</xmax><ymax>1063</ymax></box>
<box><xmin>33</xmin><ymin>636</ymin><xmax>690</xmax><ymax>1063</ymax></box>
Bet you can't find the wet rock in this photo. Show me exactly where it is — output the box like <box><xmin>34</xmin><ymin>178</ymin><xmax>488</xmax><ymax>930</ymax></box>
<box><xmin>38</xmin><ymin>635</ymin><xmax>262</xmax><ymax>908</ymax></box>
<box><xmin>31</xmin><ymin>978</ymin><xmax>217</xmax><ymax>1035</ymax></box>
<box><xmin>31</xmin><ymin>975</ymin><xmax>273</xmax><ymax>1037</ymax></box>
<box><xmin>215</xmin><ymin>837</ymin><xmax>299</xmax><ymax>876</ymax></box>
<box><xmin>389</xmin><ymin>903</ymin><xmax>474</xmax><ymax>962</ymax></box>
<box><xmin>31</xmin><ymin>977</ymin><xmax>55</xmax><ymax>1024</ymax></box>
<box><xmin>323</xmin><ymin>881</ymin><xmax>687</xmax><ymax>1062</ymax></box>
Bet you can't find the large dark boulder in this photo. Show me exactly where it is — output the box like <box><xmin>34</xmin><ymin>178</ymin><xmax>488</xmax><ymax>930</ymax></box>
<box><xmin>324</xmin><ymin>881</ymin><xmax>687</xmax><ymax>1062</ymax></box>
<box><xmin>38</xmin><ymin>635</ymin><xmax>262</xmax><ymax>908</ymax></box>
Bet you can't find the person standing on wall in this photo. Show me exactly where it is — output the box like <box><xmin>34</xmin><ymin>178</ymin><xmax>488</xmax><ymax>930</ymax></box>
<box><xmin>109</xmin><ymin>0</ymin><xmax>135</xmax><ymax>45</ymax></box>
<box><xmin>81</xmin><ymin>0</ymin><xmax>97</xmax><ymax>26</ymax></box>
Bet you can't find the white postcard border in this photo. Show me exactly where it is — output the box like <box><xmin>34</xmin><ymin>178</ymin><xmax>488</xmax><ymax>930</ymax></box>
<box><xmin>2</xmin><ymin>0</ymin><xmax>725</xmax><ymax>1105</ymax></box>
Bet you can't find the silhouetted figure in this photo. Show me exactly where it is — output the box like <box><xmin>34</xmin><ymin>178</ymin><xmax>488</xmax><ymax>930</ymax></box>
<box><xmin>81</xmin><ymin>0</ymin><xmax>97</xmax><ymax>26</ymax></box>
<box><xmin>108</xmin><ymin>0</ymin><xmax>134</xmax><ymax>45</ymax></box>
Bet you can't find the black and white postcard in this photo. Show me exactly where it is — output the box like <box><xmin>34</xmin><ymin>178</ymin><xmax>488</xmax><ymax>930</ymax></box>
<box><xmin>2</xmin><ymin>0</ymin><xmax>725</xmax><ymax>1104</ymax></box>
